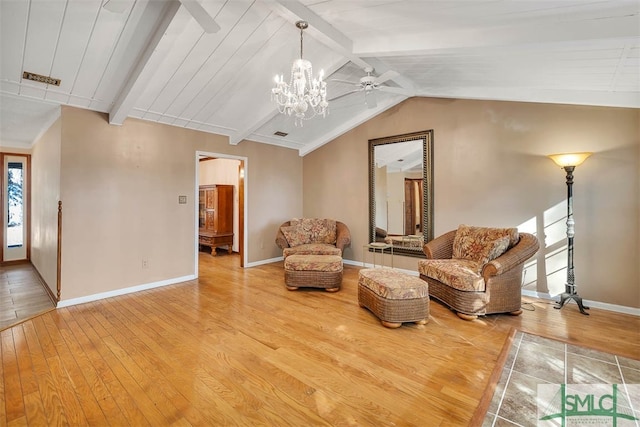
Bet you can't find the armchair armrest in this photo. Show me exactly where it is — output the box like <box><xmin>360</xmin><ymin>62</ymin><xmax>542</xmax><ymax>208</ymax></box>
<box><xmin>423</xmin><ymin>230</ymin><xmax>456</xmax><ymax>259</ymax></box>
<box><xmin>335</xmin><ymin>221</ymin><xmax>351</xmax><ymax>252</ymax></box>
<box><xmin>482</xmin><ymin>233</ymin><xmax>540</xmax><ymax>279</ymax></box>
<box><xmin>275</xmin><ymin>221</ymin><xmax>292</xmax><ymax>249</ymax></box>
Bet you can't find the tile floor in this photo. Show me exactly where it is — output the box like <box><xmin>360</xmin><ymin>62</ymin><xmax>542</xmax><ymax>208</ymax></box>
<box><xmin>484</xmin><ymin>331</ymin><xmax>640</xmax><ymax>426</ymax></box>
<box><xmin>0</xmin><ymin>263</ymin><xmax>55</xmax><ymax>330</ymax></box>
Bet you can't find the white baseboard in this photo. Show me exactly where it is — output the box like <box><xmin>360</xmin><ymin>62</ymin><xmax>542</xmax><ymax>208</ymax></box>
<box><xmin>521</xmin><ymin>289</ymin><xmax>640</xmax><ymax>316</ymax></box>
<box><xmin>245</xmin><ymin>256</ymin><xmax>283</xmax><ymax>267</ymax></box>
<box><xmin>57</xmin><ymin>275</ymin><xmax>196</xmax><ymax>308</ymax></box>
<box><xmin>343</xmin><ymin>259</ymin><xmax>418</xmax><ymax>275</ymax></box>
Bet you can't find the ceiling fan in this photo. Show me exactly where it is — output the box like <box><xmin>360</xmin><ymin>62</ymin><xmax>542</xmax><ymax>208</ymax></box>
<box><xmin>103</xmin><ymin>0</ymin><xmax>220</xmax><ymax>33</ymax></box>
<box><xmin>330</xmin><ymin>67</ymin><xmax>409</xmax><ymax>108</ymax></box>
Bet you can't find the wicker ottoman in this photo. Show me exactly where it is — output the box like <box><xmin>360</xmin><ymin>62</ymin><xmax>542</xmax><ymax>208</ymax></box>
<box><xmin>358</xmin><ymin>268</ymin><xmax>429</xmax><ymax>328</ymax></box>
<box><xmin>284</xmin><ymin>254</ymin><xmax>343</xmax><ymax>292</ymax></box>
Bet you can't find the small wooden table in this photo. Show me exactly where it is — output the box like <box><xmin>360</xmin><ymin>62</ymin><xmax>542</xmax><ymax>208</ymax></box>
<box><xmin>199</xmin><ymin>231</ymin><xmax>233</xmax><ymax>255</ymax></box>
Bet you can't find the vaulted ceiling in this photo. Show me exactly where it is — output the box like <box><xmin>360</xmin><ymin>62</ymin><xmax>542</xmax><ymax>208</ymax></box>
<box><xmin>1</xmin><ymin>0</ymin><xmax>638</xmax><ymax>155</ymax></box>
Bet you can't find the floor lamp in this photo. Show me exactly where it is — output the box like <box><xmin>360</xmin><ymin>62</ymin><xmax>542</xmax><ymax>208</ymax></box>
<box><xmin>548</xmin><ymin>152</ymin><xmax>592</xmax><ymax>315</ymax></box>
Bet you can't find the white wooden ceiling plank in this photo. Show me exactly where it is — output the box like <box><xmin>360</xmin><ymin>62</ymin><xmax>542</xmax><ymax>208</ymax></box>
<box><xmin>108</xmin><ymin>1</ymin><xmax>182</xmax><ymax>125</ymax></box>
<box><xmin>161</xmin><ymin>2</ymin><xmax>273</xmax><ymax>121</ymax></box>
<box><xmin>147</xmin><ymin>0</ymin><xmax>256</xmax><ymax>118</ymax></box>
<box><xmin>19</xmin><ymin>85</ymin><xmax>47</xmax><ymax>99</ymax></box>
<box><xmin>0</xmin><ymin>0</ymin><xmax>29</xmax><ymax>83</ymax></box>
<box><xmin>69</xmin><ymin>1</ymin><xmax>133</xmax><ymax>101</ymax></box>
<box><xmin>194</xmin><ymin>13</ymin><xmax>298</xmax><ymax>125</ymax></box>
<box><xmin>46</xmin><ymin>0</ymin><xmax>101</xmax><ymax>100</ymax></box>
<box><xmin>133</xmin><ymin>7</ymin><xmax>205</xmax><ymax>111</ymax></box>
<box><xmin>91</xmin><ymin>0</ymin><xmax>169</xmax><ymax>110</ymax></box>
<box><xmin>325</xmin><ymin>2</ymin><xmax>637</xmax><ymax>41</ymax></box>
<box><xmin>298</xmin><ymin>95</ymin><xmax>407</xmax><ymax>156</ymax></box>
<box><xmin>267</xmin><ymin>0</ymin><xmax>370</xmax><ymax>70</ymax></box>
<box><xmin>21</xmin><ymin>0</ymin><xmax>67</xmax><ymax>97</ymax></box>
<box><xmin>0</xmin><ymin>81</ymin><xmax>21</xmax><ymax>96</ymax></box>
<box><xmin>354</xmin><ymin>14</ymin><xmax>640</xmax><ymax>57</ymax></box>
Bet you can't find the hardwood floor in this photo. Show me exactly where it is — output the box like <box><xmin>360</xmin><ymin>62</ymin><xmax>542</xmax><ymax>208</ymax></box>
<box><xmin>1</xmin><ymin>253</ymin><xmax>638</xmax><ymax>426</ymax></box>
<box><xmin>0</xmin><ymin>263</ymin><xmax>55</xmax><ymax>331</ymax></box>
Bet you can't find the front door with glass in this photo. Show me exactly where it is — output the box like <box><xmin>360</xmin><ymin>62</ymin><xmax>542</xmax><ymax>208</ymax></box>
<box><xmin>3</xmin><ymin>155</ymin><xmax>28</xmax><ymax>262</ymax></box>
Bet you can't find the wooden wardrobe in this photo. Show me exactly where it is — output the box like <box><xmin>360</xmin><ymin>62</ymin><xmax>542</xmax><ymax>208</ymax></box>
<box><xmin>198</xmin><ymin>184</ymin><xmax>234</xmax><ymax>255</ymax></box>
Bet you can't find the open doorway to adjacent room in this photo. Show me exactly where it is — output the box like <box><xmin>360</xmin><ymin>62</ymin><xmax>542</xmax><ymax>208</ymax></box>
<box><xmin>196</xmin><ymin>152</ymin><xmax>246</xmax><ymax>275</ymax></box>
<box><xmin>0</xmin><ymin>153</ymin><xmax>56</xmax><ymax>330</ymax></box>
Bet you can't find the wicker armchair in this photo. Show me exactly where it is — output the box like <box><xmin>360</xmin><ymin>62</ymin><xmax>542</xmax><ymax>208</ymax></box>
<box><xmin>418</xmin><ymin>226</ymin><xmax>539</xmax><ymax>320</ymax></box>
<box><xmin>275</xmin><ymin>219</ymin><xmax>351</xmax><ymax>258</ymax></box>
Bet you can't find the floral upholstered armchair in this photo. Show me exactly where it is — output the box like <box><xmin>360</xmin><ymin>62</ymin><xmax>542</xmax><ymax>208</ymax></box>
<box><xmin>417</xmin><ymin>224</ymin><xmax>539</xmax><ymax>320</ymax></box>
<box><xmin>275</xmin><ymin>218</ymin><xmax>351</xmax><ymax>258</ymax></box>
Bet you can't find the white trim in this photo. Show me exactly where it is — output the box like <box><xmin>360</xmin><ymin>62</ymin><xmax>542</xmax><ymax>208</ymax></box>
<box><xmin>57</xmin><ymin>275</ymin><xmax>196</xmax><ymax>308</ymax></box>
<box><xmin>343</xmin><ymin>258</ymin><xmax>418</xmax><ymax>276</ymax></box>
<box><xmin>245</xmin><ymin>256</ymin><xmax>282</xmax><ymax>268</ymax></box>
<box><xmin>521</xmin><ymin>290</ymin><xmax>640</xmax><ymax>316</ymax></box>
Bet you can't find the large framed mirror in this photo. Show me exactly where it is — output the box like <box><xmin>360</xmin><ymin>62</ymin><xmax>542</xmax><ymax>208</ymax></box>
<box><xmin>369</xmin><ymin>130</ymin><xmax>434</xmax><ymax>257</ymax></box>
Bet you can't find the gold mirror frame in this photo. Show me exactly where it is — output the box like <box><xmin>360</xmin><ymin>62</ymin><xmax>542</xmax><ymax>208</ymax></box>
<box><xmin>368</xmin><ymin>130</ymin><xmax>434</xmax><ymax>258</ymax></box>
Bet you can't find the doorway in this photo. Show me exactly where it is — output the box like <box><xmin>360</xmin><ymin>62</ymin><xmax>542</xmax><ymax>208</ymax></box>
<box><xmin>195</xmin><ymin>152</ymin><xmax>247</xmax><ymax>275</ymax></box>
<box><xmin>1</xmin><ymin>154</ymin><xmax>30</xmax><ymax>262</ymax></box>
<box><xmin>404</xmin><ymin>178</ymin><xmax>423</xmax><ymax>235</ymax></box>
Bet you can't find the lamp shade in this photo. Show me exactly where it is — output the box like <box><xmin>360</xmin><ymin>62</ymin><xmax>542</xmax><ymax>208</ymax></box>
<box><xmin>547</xmin><ymin>152</ymin><xmax>592</xmax><ymax>168</ymax></box>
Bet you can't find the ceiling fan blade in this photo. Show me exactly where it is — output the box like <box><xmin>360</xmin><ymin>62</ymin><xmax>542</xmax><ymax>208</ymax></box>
<box><xmin>365</xmin><ymin>91</ymin><xmax>377</xmax><ymax>109</ymax></box>
<box><xmin>329</xmin><ymin>79</ymin><xmax>360</xmax><ymax>86</ymax></box>
<box><xmin>180</xmin><ymin>0</ymin><xmax>220</xmax><ymax>33</ymax></box>
<box><xmin>373</xmin><ymin>70</ymin><xmax>399</xmax><ymax>86</ymax></box>
<box><xmin>328</xmin><ymin>90</ymin><xmax>360</xmax><ymax>102</ymax></box>
<box><xmin>378</xmin><ymin>86</ymin><xmax>414</xmax><ymax>96</ymax></box>
<box><xmin>103</xmin><ymin>0</ymin><xmax>130</xmax><ymax>13</ymax></box>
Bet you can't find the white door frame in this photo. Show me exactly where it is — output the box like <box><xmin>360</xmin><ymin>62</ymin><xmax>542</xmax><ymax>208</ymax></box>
<box><xmin>195</xmin><ymin>151</ymin><xmax>248</xmax><ymax>276</ymax></box>
<box><xmin>3</xmin><ymin>154</ymin><xmax>29</xmax><ymax>262</ymax></box>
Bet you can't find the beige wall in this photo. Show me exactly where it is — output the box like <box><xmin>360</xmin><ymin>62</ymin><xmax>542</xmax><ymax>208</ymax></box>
<box><xmin>304</xmin><ymin>97</ymin><xmax>639</xmax><ymax>308</ymax></box>
<box><xmin>29</xmin><ymin>118</ymin><xmax>61</xmax><ymax>297</ymax></box>
<box><xmin>56</xmin><ymin>106</ymin><xmax>301</xmax><ymax>301</ymax></box>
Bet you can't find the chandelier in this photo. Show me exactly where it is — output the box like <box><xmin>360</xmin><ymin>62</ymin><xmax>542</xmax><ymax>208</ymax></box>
<box><xmin>271</xmin><ymin>21</ymin><xmax>328</xmax><ymax>127</ymax></box>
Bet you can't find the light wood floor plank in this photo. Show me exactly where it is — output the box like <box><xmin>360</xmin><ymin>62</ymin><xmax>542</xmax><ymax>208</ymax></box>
<box><xmin>1</xmin><ymin>254</ymin><xmax>638</xmax><ymax>426</ymax></box>
<box><xmin>26</xmin><ymin>317</ymin><xmax>68</xmax><ymax>426</ymax></box>
<box><xmin>1</xmin><ymin>328</ymin><xmax>25</xmax><ymax>424</ymax></box>
<box><xmin>60</xmin><ymin>305</ymin><xmax>130</xmax><ymax>426</ymax></box>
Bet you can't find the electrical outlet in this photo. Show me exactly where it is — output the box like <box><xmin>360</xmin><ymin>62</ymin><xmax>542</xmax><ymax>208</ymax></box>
<box><xmin>142</xmin><ymin>259</ymin><xmax>149</xmax><ymax>269</ymax></box>
<box><xmin>178</xmin><ymin>195</ymin><xmax>187</xmax><ymax>204</ymax></box>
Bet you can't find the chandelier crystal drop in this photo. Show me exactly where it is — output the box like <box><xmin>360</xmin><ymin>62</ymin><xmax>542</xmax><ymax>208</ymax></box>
<box><xmin>271</xmin><ymin>21</ymin><xmax>328</xmax><ymax>127</ymax></box>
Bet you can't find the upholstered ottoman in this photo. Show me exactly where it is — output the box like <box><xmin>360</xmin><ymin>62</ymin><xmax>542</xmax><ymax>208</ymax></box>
<box><xmin>284</xmin><ymin>254</ymin><xmax>343</xmax><ymax>292</ymax></box>
<box><xmin>358</xmin><ymin>269</ymin><xmax>429</xmax><ymax>328</ymax></box>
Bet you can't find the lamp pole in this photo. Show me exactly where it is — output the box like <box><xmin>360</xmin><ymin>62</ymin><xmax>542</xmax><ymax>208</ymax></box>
<box><xmin>555</xmin><ymin>165</ymin><xmax>589</xmax><ymax>314</ymax></box>
<box><xmin>548</xmin><ymin>152</ymin><xmax>591</xmax><ymax>315</ymax></box>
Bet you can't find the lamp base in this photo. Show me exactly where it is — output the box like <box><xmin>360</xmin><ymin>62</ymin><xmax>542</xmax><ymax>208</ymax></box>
<box><xmin>554</xmin><ymin>292</ymin><xmax>590</xmax><ymax>315</ymax></box>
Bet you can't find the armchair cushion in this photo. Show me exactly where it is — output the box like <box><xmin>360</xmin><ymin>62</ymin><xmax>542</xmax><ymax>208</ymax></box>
<box><xmin>283</xmin><ymin>243</ymin><xmax>341</xmax><ymax>258</ymax></box>
<box><xmin>418</xmin><ymin>259</ymin><xmax>485</xmax><ymax>292</ymax></box>
<box><xmin>290</xmin><ymin>218</ymin><xmax>337</xmax><ymax>245</ymax></box>
<box><xmin>281</xmin><ymin>225</ymin><xmax>310</xmax><ymax>247</ymax></box>
<box><xmin>452</xmin><ymin>225</ymin><xmax>517</xmax><ymax>264</ymax></box>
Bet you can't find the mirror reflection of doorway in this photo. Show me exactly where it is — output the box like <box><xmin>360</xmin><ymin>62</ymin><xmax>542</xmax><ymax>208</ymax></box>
<box><xmin>404</xmin><ymin>178</ymin><xmax>423</xmax><ymax>235</ymax></box>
